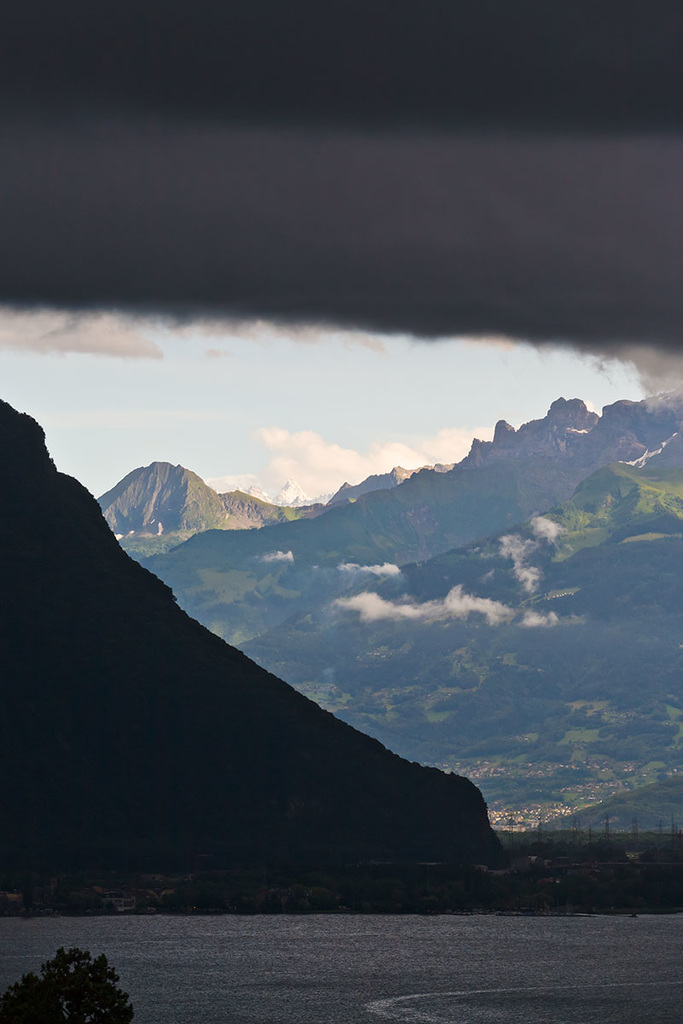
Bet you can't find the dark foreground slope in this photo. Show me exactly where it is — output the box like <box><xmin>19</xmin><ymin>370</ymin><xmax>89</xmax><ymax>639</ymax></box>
<box><xmin>0</xmin><ymin>401</ymin><xmax>501</xmax><ymax>871</ymax></box>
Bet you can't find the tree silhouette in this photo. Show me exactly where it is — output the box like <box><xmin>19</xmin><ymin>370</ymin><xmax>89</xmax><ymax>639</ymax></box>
<box><xmin>0</xmin><ymin>946</ymin><xmax>133</xmax><ymax>1023</ymax></box>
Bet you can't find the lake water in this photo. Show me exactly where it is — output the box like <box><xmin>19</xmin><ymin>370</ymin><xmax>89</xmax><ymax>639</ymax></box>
<box><xmin>0</xmin><ymin>914</ymin><xmax>681</xmax><ymax>1023</ymax></box>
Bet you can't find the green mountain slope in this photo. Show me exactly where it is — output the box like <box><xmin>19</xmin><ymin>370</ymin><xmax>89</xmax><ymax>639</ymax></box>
<box><xmin>0</xmin><ymin>399</ymin><xmax>502</xmax><ymax>870</ymax></box>
<box><xmin>244</xmin><ymin>462</ymin><xmax>683</xmax><ymax>826</ymax></box>
<box><xmin>554</xmin><ymin>462</ymin><xmax>683</xmax><ymax>555</ymax></box>
<box><xmin>556</xmin><ymin>776</ymin><xmax>683</xmax><ymax>832</ymax></box>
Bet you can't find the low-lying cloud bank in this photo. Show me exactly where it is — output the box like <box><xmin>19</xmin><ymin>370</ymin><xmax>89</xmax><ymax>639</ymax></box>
<box><xmin>335</xmin><ymin>586</ymin><xmax>505</xmax><ymax>627</ymax></box>
<box><xmin>499</xmin><ymin>516</ymin><xmax>566</xmax><ymax>594</ymax></box>
<box><xmin>499</xmin><ymin>535</ymin><xmax>542</xmax><ymax>594</ymax></box>
<box><xmin>520</xmin><ymin>610</ymin><xmax>560</xmax><ymax>628</ymax></box>
<box><xmin>335</xmin><ymin>583</ymin><xmax>566</xmax><ymax>629</ymax></box>
<box><xmin>530</xmin><ymin>516</ymin><xmax>566</xmax><ymax>544</ymax></box>
<box><xmin>258</xmin><ymin>550</ymin><xmax>294</xmax><ymax>564</ymax></box>
<box><xmin>337</xmin><ymin>562</ymin><xmax>402</xmax><ymax>577</ymax></box>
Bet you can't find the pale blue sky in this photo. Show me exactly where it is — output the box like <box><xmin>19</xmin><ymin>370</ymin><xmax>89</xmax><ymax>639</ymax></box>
<box><xmin>0</xmin><ymin>317</ymin><xmax>644</xmax><ymax>499</ymax></box>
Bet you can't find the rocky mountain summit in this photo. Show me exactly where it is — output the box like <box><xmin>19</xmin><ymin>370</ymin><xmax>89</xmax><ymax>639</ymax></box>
<box><xmin>99</xmin><ymin>461</ymin><xmax>226</xmax><ymax>537</ymax></box>
<box><xmin>466</xmin><ymin>396</ymin><xmax>681</xmax><ymax>473</ymax></box>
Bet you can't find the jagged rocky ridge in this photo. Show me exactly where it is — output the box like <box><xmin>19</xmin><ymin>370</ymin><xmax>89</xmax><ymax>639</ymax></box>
<box><xmin>0</xmin><ymin>399</ymin><xmax>502</xmax><ymax>870</ymax></box>
<box><xmin>465</xmin><ymin>397</ymin><xmax>680</xmax><ymax>471</ymax></box>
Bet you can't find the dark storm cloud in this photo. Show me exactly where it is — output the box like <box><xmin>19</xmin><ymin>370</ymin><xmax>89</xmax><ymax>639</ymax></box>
<box><xmin>4</xmin><ymin>0</ymin><xmax>682</xmax><ymax>131</ymax></box>
<box><xmin>1</xmin><ymin>1</ymin><xmax>682</xmax><ymax>351</ymax></box>
<box><xmin>2</xmin><ymin>122</ymin><xmax>680</xmax><ymax>346</ymax></box>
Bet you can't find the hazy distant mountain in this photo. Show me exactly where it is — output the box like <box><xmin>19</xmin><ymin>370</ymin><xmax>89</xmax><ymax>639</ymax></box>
<box><xmin>0</xmin><ymin>398</ymin><xmax>502</xmax><ymax>870</ymax></box>
<box><xmin>244</xmin><ymin>479</ymin><xmax>331</xmax><ymax>507</ymax></box>
<box><xmin>327</xmin><ymin>466</ymin><xmax>416</xmax><ymax>505</ymax></box>
<box><xmin>221</xmin><ymin>488</ymin><xmax>324</xmax><ymax>526</ymax></box>
<box><xmin>143</xmin><ymin>396</ymin><xmax>683</xmax><ymax>645</ymax></box>
<box><xmin>327</xmin><ymin>463</ymin><xmax>457</xmax><ymax>506</ymax></box>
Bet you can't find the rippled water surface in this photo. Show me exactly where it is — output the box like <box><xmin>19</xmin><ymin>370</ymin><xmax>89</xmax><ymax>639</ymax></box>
<box><xmin>1</xmin><ymin>914</ymin><xmax>681</xmax><ymax>1022</ymax></box>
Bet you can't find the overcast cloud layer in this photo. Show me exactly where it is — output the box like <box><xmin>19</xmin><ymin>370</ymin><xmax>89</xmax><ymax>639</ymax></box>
<box><xmin>6</xmin><ymin>1</ymin><xmax>682</xmax><ymax>131</ymax></box>
<box><xmin>2</xmin><ymin>0</ymin><xmax>682</xmax><ymax>353</ymax></box>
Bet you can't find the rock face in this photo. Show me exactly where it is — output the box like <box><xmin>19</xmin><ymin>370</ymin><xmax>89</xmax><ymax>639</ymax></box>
<box><xmin>466</xmin><ymin>396</ymin><xmax>681</xmax><ymax>470</ymax></box>
<box><xmin>0</xmin><ymin>399</ymin><xmax>502</xmax><ymax>871</ymax></box>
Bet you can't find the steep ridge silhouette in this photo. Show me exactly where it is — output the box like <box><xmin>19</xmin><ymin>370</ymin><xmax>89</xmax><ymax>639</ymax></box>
<box><xmin>0</xmin><ymin>400</ymin><xmax>502</xmax><ymax>870</ymax></box>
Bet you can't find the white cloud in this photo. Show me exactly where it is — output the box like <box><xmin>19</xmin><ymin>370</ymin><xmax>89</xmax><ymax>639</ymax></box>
<box><xmin>499</xmin><ymin>518</ymin><xmax>565</xmax><ymax>593</ymax></box>
<box><xmin>442</xmin><ymin>586</ymin><xmax>513</xmax><ymax>625</ymax></box>
<box><xmin>259</xmin><ymin>550</ymin><xmax>294</xmax><ymax>563</ymax></box>
<box><xmin>530</xmin><ymin>516</ymin><xmax>565</xmax><ymax>544</ymax></box>
<box><xmin>334</xmin><ymin>584</ymin><xmax>512</xmax><ymax>626</ymax></box>
<box><xmin>499</xmin><ymin>534</ymin><xmax>542</xmax><ymax>593</ymax></box>
<box><xmin>520</xmin><ymin>610</ymin><xmax>560</xmax><ymax>628</ymax></box>
<box><xmin>337</xmin><ymin>562</ymin><xmax>402</xmax><ymax>576</ymax></box>
<box><xmin>0</xmin><ymin>307</ymin><xmax>162</xmax><ymax>358</ymax></box>
<box><xmin>335</xmin><ymin>593</ymin><xmax>434</xmax><ymax>622</ymax></box>
<box><xmin>252</xmin><ymin>424</ymin><xmax>493</xmax><ymax>497</ymax></box>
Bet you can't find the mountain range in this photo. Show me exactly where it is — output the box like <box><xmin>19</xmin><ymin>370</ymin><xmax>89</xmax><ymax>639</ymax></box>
<box><xmin>102</xmin><ymin>394</ymin><xmax>683</xmax><ymax>828</ymax></box>
<box><xmin>0</xmin><ymin>398</ymin><xmax>501</xmax><ymax>871</ymax></box>
<box><xmin>137</xmin><ymin>396</ymin><xmax>682</xmax><ymax>644</ymax></box>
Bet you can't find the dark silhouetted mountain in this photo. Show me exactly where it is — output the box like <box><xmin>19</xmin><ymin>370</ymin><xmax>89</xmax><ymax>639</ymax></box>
<box><xmin>0</xmin><ymin>399</ymin><xmax>501</xmax><ymax>871</ymax></box>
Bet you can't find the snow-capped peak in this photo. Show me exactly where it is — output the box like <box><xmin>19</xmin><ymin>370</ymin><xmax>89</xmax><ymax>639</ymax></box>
<box><xmin>274</xmin><ymin>479</ymin><xmax>313</xmax><ymax>506</ymax></box>
<box><xmin>244</xmin><ymin>480</ymin><xmax>331</xmax><ymax>507</ymax></box>
<box><xmin>244</xmin><ymin>484</ymin><xmax>274</xmax><ymax>503</ymax></box>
